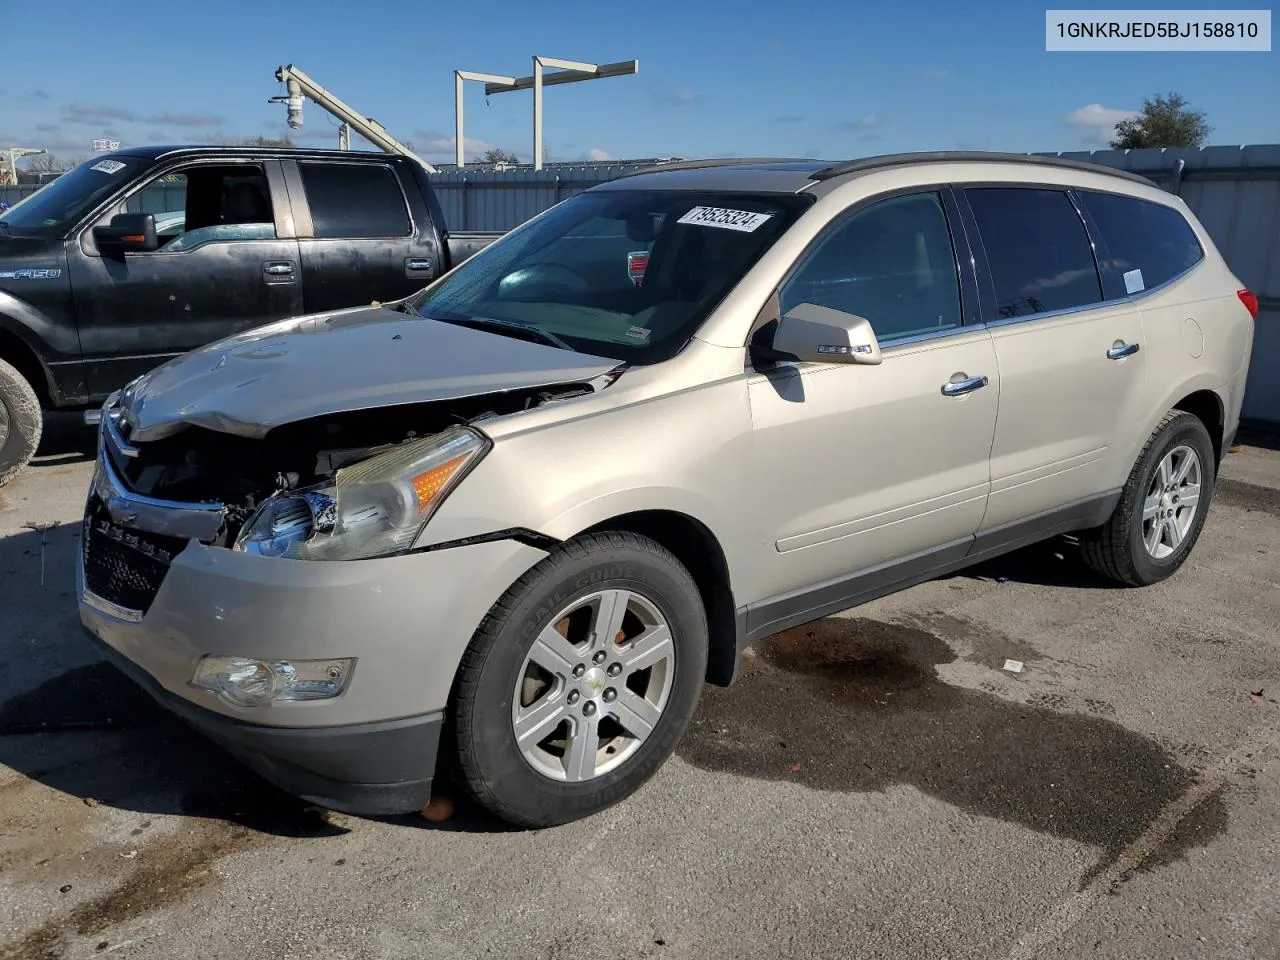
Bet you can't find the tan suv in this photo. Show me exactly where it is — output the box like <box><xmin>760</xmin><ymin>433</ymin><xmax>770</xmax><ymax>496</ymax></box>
<box><xmin>78</xmin><ymin>152</ymin><xmax>1257</xmax><ymax>827</ymax></box>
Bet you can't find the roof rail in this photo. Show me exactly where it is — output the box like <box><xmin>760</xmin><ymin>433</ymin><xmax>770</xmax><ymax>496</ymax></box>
<box><xmin>810</xmin><ymin>151</ymin><xmax>1158</xmax><ymax>188</ymax></box>
<box><xmin>614</xmin><ymin>157</ymin><xmax>816</xmax><ymax>179</ymax></box>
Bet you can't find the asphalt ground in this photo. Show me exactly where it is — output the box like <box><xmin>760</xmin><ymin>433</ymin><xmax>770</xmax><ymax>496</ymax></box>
<box><xmin>1</xmin><ymin>414</ymin><xmax>1277</xmax><ymax>960</ymax></box>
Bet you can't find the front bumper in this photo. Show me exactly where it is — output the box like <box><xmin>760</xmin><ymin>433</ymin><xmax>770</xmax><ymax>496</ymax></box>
<box><xmin>77</xmin><ymin>464</ymin><xmax>548</xmax><ymax>812</ymax></box>
<box><xmin>87</xmin><ymin>633</ymin><xmax>443</xmax><ymax>815</ymax></box>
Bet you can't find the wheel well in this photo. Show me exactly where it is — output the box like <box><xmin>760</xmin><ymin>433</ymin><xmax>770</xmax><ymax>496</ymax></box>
<box><xmin>1173</xmin><ymin>390</ymin><xmax>1225</xmax><ymax>465</ymax></box>
<box><xmin>582</xmin><ymin>510</ymin><xmax>739</xmax><ymax>686</ymax></box>
<box><xmin>0</xmin><ymin>328</ymin><xmax>52</xmax><ymax>407</ymax></box>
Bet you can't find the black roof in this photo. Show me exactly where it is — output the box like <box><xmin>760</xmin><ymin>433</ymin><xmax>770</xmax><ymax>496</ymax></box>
<box><xmin>114</xmin><ymin>144</ymin><xmax>398</xmax><ymax>162</ymax></box>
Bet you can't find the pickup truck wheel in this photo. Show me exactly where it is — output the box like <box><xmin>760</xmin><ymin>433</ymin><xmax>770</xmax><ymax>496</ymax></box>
<box><xmin>1080</xmin><ymin>411</ymin><xmax>1215</xmax><ymax>586</ymax></box>
<box><xmin>0</xmin><ymin>358</ymin><xmax>42</xmax><ymax>487</ymax></box>
<box><xmin>449</xmin><ymin>531</ymin><xmax>708</xmax><ymax>828</ymax></box>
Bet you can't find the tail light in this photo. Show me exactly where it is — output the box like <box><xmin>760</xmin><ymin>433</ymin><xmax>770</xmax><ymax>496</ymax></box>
<box><xmin>1238</xmin><ymin>289</ymin><xmax>1259</xmax><ymax>320</ymax></box>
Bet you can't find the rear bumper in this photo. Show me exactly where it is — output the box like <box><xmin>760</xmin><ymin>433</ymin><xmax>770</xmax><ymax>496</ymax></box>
<box><xmin>88</xmin><ymin>631</ymin><xmax>441</xmax><ymax>816</ymax></box>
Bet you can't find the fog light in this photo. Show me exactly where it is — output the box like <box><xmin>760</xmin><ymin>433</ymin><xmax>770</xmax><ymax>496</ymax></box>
<box><xmin>191</xmin><ymin>656</ymin><xmax>354</xmax><ymax>707</ymax></box>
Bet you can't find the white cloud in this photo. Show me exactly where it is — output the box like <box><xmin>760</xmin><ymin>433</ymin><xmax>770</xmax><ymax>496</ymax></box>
<box><xmin>840</xmin><ymin>114</ymin><xmax>881</xmax><ymax>131</ymax></box>
<box><xmin>409</xmin><ymin>130</ymin><xmax>522</xmax><ymax>162</ymax></box>
<box><xmin>1065</xmin><ymin>103</ymin><xmax>1139</xmax><ymax>146</ymax></box>
<box><xmin>653</xmin><ymin>88</ymin><xmax>701</xmax><ymax>106</ymax></box>
<box><xmin>585</xmin><ymin>147</ymin><xmax>613</xmax><ymax>162</ymax></box>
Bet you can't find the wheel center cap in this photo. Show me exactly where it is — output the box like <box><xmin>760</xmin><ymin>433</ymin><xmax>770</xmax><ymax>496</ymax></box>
<box><xmin>581</xmin><ymin>667</ymin><xmax>607</xmax><ymax>698</ymax></box>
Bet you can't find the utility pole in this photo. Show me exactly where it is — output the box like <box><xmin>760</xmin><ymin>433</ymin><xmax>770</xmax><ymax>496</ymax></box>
<box><xmin>455</xmin><ymin>57</ymin><xmax>638</xmax><ymax>170</ymax></box>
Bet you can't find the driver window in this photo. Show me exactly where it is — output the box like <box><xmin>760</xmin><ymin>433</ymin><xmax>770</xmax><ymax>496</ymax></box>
<box><xmin>780</xmin><ymin>192</ymin><xmax>962</xmax><ymax>342</ymax></box>
<box><xmin>122</xmin><ymin>165</ymin><xmax>276</xmax><ymax>252</ymax></box>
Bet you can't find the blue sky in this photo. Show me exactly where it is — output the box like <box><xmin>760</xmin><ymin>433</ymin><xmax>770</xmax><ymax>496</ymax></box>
<box><xmin>2</xmin><ymin>0</ymin><xmax>1276</xmax><ymax>166</ymax></box>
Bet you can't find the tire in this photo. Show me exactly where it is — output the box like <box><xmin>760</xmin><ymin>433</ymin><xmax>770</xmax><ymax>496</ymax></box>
<box><xmin>1080</xmin><ymin>411</ymin><xmax>1216</xmax><ymax>586</ymax></box>
<box><xmin>0</xmin><ymin>357</ymin><xmax>42</xmax><ymax>488</ymax></box>
<box><xmin>449</xmin><ymin>530</ymin><xmax>708</xmax><ymax>828</ymax></box>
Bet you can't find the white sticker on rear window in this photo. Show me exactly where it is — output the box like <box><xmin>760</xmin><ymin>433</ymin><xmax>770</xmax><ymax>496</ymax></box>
<box><xmin>1123</xmin><ymin>268</ymin><xmax>1145</xmax><ymax>294</ymax></box>
<box><xmin>625</xmin><ymin>325</ymin><xmax>651</xmax><ymax>341</ymax></box>
<box><xmin>91</xmin><ymin>159</ymin><xmax>126</xmax><ymax>175</ymax></box>
<box><xmin>676</xmin><ymin>206</ymin><xmax>773</xmax><ymax>233</ymax></box>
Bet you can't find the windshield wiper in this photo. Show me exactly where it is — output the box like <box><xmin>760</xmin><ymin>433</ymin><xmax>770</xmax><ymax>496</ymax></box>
<box><xmin>424</xmin><ymin>313</ymin><xmax>574</xmax><ymax>352</ymax></box>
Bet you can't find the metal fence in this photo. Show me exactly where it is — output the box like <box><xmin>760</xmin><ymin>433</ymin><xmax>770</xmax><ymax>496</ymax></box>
<box><xmin>3</xmin><ymin>145</ymin><xmax>1278</xmax><ymax>423</ymax></box>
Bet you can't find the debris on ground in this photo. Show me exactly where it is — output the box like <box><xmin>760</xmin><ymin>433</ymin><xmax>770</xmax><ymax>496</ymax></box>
<box><xmin>1003</xmin><ymin>659</ymin><xmax>1025</xmax><ymax>674</ymax></box>
<box><xmin>82</xmin><ymin>797</ymin><xmax>99</xmax><ymax>807</ymax></box>
<box><xmin>790</xmin><ymin>763</ymin><xmax>802</xmax><ymax>773</ymax></box>
<box><xmin>119</xmin><ymin>850</ymin><xmax>138</xmax><ymax>859</ymax></box>
<box><xmin>421</xmin><ymin>795</ymin><xmax>454</xmax><ymax>822</ymax></box>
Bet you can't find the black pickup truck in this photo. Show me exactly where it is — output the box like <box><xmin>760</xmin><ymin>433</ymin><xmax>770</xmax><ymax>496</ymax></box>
<box><xmin>0</xmin><ymin>146</ymin><xmax>500</xmax><ymax>484</ymax></box>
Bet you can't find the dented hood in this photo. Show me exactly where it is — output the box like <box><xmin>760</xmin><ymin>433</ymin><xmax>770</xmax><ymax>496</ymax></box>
<box><xmin>117</xmin><ymin>306</ymin><xmax>622</xmax><ymax>442</ymax></box>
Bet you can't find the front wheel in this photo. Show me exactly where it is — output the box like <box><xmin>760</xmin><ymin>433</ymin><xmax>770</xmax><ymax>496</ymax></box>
<box><xmin>0</xmin><ymin>358</ymin><xmax>42</xmax><ymax>487</ymax></box>
<box><xmin>449</xmin><ymin>531</ymin><xmax>708</xmax><ymax>827</ymax></box>
<box><xmin>1080</xmin><ymin>411</ymin><xmax>1216</xmax><ymax>586</ymax></box>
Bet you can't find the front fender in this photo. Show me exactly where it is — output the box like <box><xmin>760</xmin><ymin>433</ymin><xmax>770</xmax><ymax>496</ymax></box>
<box><xmin>0</xmin><ymin>290</ymin><xmax>80</xmax><ymax>358</ymax></box>
<box><xmin>419</xmin><ymin>377</ymin><xmax>760</xmax><ymax>600</ymax></box>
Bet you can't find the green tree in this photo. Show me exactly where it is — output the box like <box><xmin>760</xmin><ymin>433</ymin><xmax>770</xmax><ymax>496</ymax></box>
<box><xmin>1110</xmin><ymin>92</ymin><xmax>1211</xmax><ymax>149</ymax></box>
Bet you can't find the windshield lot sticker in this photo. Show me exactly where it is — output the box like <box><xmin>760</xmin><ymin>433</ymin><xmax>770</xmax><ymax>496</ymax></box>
<box><xmin>625</xmin><ymin>326</ymin><xmax>651</xmax><ymax>341</ymax></box>
<box><xmin>90</xmin><ymin>159</ymin><xmax>127</xmax><ymax>174</ymax></box>
<box><xmin>1123</xmin><ymin>268</ymin><xmax>1145</xmax><ymax>294</ymax></box>
<box><xmin>0</xmin><ymin>268</ymin><xmax>62</xmax><ymax>280</ymax></box>
<box><xmin>677</xmin><ymin>206</ymin><xmax>773</xmax><ymax>233</ymax></box>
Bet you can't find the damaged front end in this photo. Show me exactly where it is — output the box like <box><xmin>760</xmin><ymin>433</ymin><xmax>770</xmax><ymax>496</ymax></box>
<box><xmin>83</xmin><ymin>377</ymin><xmax>606</xmax><ymax>621</ymax></box>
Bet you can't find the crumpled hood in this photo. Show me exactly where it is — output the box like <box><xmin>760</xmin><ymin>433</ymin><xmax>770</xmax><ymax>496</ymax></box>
<box><xmin>117</xmin><ymin>305</ymin><xmax>622</xmax><ymax>442</ymax></box>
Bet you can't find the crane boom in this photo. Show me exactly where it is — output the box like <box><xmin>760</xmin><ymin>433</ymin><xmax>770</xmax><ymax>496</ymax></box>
<box><xmin>271</xmin><ymin>65</ymin><xmax>437</xmax><ymax>174</ymax></box>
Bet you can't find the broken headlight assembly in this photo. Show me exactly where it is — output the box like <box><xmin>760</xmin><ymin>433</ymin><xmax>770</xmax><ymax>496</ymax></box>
<box><xmin>234</xmin><ymin>426</ymin><xmax>489</xmax><ymax>561</ymax></box>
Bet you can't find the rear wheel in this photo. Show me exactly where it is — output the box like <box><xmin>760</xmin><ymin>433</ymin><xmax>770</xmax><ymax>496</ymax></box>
<box><xmin>0</xmin><ymin>358</ymin><xmax>42</xmax><ymax>487</ymax></box>
<box><xmin>449</xmin><ymin>531</ymin><xmax>708</xmax><ymax>827</ymax></box>
<box><xmin>1080</xmin><ymin>411</ymin><xmax>1215</xmax><ymax>586</ymax></box>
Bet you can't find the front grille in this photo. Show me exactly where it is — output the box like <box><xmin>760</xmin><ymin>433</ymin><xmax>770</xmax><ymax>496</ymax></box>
<box><xmin>82</xmin><ymin>499</ymin><xmax>188</xmax><ymax>615</ymax></box>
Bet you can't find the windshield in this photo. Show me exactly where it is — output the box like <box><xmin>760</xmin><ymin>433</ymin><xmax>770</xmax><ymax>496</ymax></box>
<box><xmin>0</xmin><ymin>155</ymin><xmax>146</xmax><ymax>236</ymax></box>
<box><xmin>412</xmin><ymin>189</ymin><xmax>811</xmax><ymax>363</ymax></box>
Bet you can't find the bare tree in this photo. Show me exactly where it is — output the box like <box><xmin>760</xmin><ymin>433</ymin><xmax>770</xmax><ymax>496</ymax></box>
<box><xmin>481</xmin><ymin>147</ymin><xmax>520</xmax><ymax>165</ymax></box>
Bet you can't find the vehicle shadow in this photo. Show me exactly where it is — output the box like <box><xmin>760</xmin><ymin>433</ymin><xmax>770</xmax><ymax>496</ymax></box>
<box><xmin>0</xmin><ymin>524</ymin><xmax>347</xmax><ymax>839</ymax></box>
<box><xmin>952</xmin><ymin>538</ymin><xmax>1125</xmax><ymax>590</ymax></box>
<box><xmin>32</xmin><ymin>410</ymin><xmax>98</xmax><ymax>466</ymax></box>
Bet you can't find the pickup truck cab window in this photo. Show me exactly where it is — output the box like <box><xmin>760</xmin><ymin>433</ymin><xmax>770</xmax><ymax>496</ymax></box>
<box><xmin>780</xmin><ymin>191</ymin><xmax>963</xmax><ymax>342</ymax></box>
<box><xmin>298</xmin><ymin>162</ymin><xmax>411</xmax><ymax>238</ymax></box>
<box><xmin>122</xmin><ymin>164</ymin><xmax>277</xmax><ymax>252</ymax></box>
<box><xmin>414</xmin><ymin>189</ymin><xmax>810</xmax><ymax>363</ymax></box>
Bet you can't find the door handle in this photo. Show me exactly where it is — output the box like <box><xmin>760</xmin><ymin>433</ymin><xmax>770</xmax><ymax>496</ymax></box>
<box><xmin>405</xmin><ymin>257</ymin><xmax>433</xmax><ymax>271</ymax></box>
<box><xmin>1107</xmin><ymin>341</ymin><xmax>1140</xmax><ymax>360</ymax></box>
<box><xmin>263</xmin><ymin>261</ymin><xmax>294</xmax><ymax>276</ymax></box>
<box><xmin>941</xmin><ymin>374</ymin><xmax>989</xmax><ymax>397</ymax></box>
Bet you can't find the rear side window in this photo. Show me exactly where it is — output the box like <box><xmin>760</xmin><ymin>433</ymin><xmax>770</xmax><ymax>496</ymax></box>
<box><xmin>965</xmin><ymin>187</ymin><xmax>1103</xmax><ymax>319</ymax></box>
<box><xmin>298</xmin><ymin>162</ymin><xmax>411</xmax><ymax>239</ymax></box>
<box><xmin>1076</xmin><ymin>190</ymin><xmax>1203</xmax><ymax>295</ymax></box>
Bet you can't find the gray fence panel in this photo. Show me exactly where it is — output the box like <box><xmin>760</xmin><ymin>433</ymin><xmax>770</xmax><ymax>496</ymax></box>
<box><xmin>3</xmin><ymin>148</ymin><xmax>1279</xmax><ymax>423</ymax></box>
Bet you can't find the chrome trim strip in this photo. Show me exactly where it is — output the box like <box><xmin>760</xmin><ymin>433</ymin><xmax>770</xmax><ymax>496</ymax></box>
<box><xmin>82</xmin><ymin>587</ymin><xmax>144</xmax><ymax>624</ymax></box>
<box><xmin>93</xmin><ymin>447</ymin><xmax>226</xmax><ymax>542</ymax></box>
<box><xmin>103</xmin><ymin>405</ymin><xmax>139</xmax><ymax>458</ymax></box>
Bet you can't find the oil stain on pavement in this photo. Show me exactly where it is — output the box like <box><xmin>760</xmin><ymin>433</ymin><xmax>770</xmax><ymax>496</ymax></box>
<box><xmin>677</xmin><ymin>615</ymin><xmax>1226</xmax><ymax>878</ymax></box>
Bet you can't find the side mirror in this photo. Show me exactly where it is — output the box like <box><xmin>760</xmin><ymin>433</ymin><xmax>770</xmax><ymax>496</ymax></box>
<box><xmin>754</xmin><ymin>302</ymin><xmax>882</xmax><ymax>365</ymax></box>
<box><xmin>93</xmin><ymin>213</ymin><xmax>158</xmax><ymax>255</ymax></box>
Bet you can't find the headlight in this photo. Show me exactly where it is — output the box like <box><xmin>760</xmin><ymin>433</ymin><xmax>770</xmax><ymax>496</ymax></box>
<box><xmin>234</xmin><ymin>426</ymin><xmax>488</xmax><ymax>561</ymax></box>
